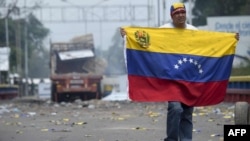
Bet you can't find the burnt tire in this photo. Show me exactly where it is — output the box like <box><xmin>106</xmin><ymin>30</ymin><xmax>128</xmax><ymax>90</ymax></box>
<box><xmin>234</xmin><ymin>101</ymin><xmax>249</xmax><ymax>125</ymax></box>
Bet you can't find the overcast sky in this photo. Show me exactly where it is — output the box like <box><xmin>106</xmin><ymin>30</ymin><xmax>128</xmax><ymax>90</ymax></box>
<box><xmin>16</xmin><ymin>0</ymin><xmax>181</xmax><ymax>50</ymax></box>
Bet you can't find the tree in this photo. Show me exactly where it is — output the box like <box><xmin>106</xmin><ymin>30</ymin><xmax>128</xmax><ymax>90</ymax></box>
<box><xmin>0</xmin><ymin>1</ymin><xmax>50</xmax><ymax>80</ymax></box>
<box><xmin>183</xmin><ymin>0</ymin><xmax>250</xmax><ymax>26</ymax></box>
<box><xmin>22</xmin><ymin>14</ymin><xmax>50</xmax><ymax>77</ymax></box>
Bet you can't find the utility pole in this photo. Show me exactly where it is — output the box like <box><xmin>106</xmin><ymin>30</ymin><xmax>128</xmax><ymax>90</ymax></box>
<box><xmin>157</xmin><ymin>0</ymin><xmax>160</xmax><ymax>26</ymax></box>
<box><xmin>5</xmin><ymin>18</ymin><xmax>9</xmax><ymax>48</ymax></box>
<box><xmin>162</xmin><ymin>0</ymin><xmax>166</xmax><ymax>25</ymax></box>
<box><xmin>15</xmin><ymin>14</ymin><xmax>22</xmax><ymax>93</ymax></box>
<box><xmin>188</xmin><ymin>0</ymin><xmax>192</xmax><ymax>25</ymax></box>
<box><xmin>24</xmin><ymin>0</ymin><xmax>29</xmax><ymax>96</ymax></box>
<box><xmin>1</xmin><ymin>3</ymin><xmax>10</xmax><ymax>84</ymax></box>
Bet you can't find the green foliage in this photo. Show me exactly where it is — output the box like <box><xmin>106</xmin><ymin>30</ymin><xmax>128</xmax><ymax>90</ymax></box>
<box><xmin>25</xmin><ymin>14</ymin><xmax>50</xmax><ymax>77</ymax></box>
<box><xmin>182</xmin><ymin>0</ymin><xmax>250</xmax><ymax>26</ymax></box>
<box><xmin>0</xmin><ymin>20</ymin><xmax>7</xmax><ymax>47</ymax></box>
<box><xmin>0</xmin><ymin>13</ymin><xmax>50</xmax><ymax>78</ymax></box>
<box><xmin>231</xmin><ymin>65</ymin><xmax>250</xmax><ymax>76</ymax></box>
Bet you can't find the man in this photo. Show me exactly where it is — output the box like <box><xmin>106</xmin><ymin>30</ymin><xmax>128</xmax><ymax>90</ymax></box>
<box><xmin>120</xmin><ymin>2</ymin><xmax>239</xmax><ymax>141</ymax></box>
<box><xmin>161</xmin><ymin>3</ymin><xmax>196</xmax><ymax>141</ymax></box>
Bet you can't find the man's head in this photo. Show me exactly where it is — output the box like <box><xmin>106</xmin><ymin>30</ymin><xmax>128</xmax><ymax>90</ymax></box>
<box><xmin>170</xmin><ymin>2</ymin><xmax>187</xmax><ymax>28</ymax></box>
<box><xmin>170</xmin><ymin>2</ymin><xmax>186</xmax><ymax>16</ymax></box>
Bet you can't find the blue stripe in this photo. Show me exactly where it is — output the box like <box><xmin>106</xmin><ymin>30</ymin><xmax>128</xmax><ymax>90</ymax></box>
<box><xmin>127</xmin><ymin>49</ymin><xmax>234</xmax><ymax>82</ymax></box>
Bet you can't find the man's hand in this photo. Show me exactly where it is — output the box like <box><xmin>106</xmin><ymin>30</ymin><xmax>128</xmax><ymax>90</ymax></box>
<box><xmin>235</xmin><ymin>33</ymin><xmax>239</xmax><ymax>40</ymax></box>
<box><xmin>120</xmin><ymin>27</ymin><xmax>126</xmax><ymax>38</ymax></box>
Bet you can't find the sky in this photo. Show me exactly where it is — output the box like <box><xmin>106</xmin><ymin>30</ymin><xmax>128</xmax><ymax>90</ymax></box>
<box><xmin>9</xmin><ymin>0</ymin><xmax>249</xmax><ymax>60</ymax></box>
<box><xmin>16</xmin><ymin>0</ymin><xmax>181</xmax><ymax>50</ymax></box>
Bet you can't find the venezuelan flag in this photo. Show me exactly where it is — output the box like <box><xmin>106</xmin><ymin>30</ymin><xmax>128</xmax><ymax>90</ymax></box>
<box><xmin>124</xmin><ymin>27</ymin><xmax>238</xmax><ymax>106</ymax></box>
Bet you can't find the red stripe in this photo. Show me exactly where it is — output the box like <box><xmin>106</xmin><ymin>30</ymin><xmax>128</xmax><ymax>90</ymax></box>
<box><xmin>128</xmin><ymin>75</ymin><xmax>228</xmax><ymax>106</ymax></box>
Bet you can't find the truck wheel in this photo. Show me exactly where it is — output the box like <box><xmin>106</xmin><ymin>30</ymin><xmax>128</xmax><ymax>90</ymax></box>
<box><xmin>97</xmin><ymin>82</ymin><xmax>102</xmax><ymax>99</ymax></box>
<box><xmin>248</xmin><ymin>104</ymin><xmax>250</xmax><ymax>125</ymax></box>
<box><xmin>51</xmin><ymin>84</ymin><xmax>57</xmax><ymax>102</ymax></box>
<box><xmin>234</xmin><ymin>101</ymin><xmax>249</xmax><ymax>125</ymax></box>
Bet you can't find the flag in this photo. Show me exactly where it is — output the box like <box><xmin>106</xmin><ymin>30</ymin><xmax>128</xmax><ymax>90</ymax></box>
<box><xmin>124</xmin><ymin>27</ymin><xmax>238</xmax><ymax>106</ymax></box>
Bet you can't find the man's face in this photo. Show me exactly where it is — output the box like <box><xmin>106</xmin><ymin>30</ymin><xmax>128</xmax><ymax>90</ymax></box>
<box><xmin>171</xmin><ymin>9</ymin><xmax>186</xmax><ymax>25</ymax></box>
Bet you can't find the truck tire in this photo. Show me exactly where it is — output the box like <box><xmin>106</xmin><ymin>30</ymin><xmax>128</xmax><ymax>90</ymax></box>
<box><xmin>51</xmin><ymin>84</ymin><xmax>57</xmax><ymax>102</ymax></box>
<box><xmin>234</xmin><ymin>101</ymin><xmax>249</xmax><ymax>125</ymax></box>
<box><xmin>248</xmin><ymin>104</ymin><xmax>250</xmax><ymax>124</ymax></box>
<box><xmin>97</xmin><ymin>82</ymin><xmax>102</xmax><ymax>99</ymax></box>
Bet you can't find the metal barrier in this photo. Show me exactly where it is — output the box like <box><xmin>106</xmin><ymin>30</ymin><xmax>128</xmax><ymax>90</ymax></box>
<box><xmin>0</xmin><ymin>85</ymin><xmax>19</xmax><ymax>100</ymax></box>
<box><xmin>225</xmin><ymin>76</ymin><xmax>250</xmax><ymax>103</ymax></box>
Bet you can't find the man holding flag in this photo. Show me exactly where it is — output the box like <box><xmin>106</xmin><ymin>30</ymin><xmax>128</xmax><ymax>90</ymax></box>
<box><xmin>120</xmin><ymin>2</ymin><xmax>239</xmax><ymax>141</ymax></box>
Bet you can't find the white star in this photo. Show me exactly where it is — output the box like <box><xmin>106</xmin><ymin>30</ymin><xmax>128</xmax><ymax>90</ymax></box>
<box><xmin>173</xmin><ymin>57</ymin><xmax>204</xmax><ymax>75</ymax></box>
<box><xmin>198</xmin><ymin>64</ymin><xmax>201</xmax><ymax>69</ymax></box>
<box><xmin>183</xmin><ymin>58</ymin><xmax>188</xmax><ymax>62</ymax></box>
<box><xmin>189</xmin><ymin>58</ymin><xmax>193</xmax><ymax>63</ymax></box>
<box><xmin>178</xmin><ymin>59</ymin><xmax>183</xmax><ymax>64</ymax></box>
<box><xmin>199</xmin><ymin>69</ymin><xmax>203</xmax><ymax>74</ymax></box>
<box><xmin>174</xmin><ymin>64</ymin><xmax>179</xmax><ymax>69</ymax></box>
<box><xmin>194</xmin><ymin>61</ymin><xmax>198</xmax><ymax>65</ymax></box>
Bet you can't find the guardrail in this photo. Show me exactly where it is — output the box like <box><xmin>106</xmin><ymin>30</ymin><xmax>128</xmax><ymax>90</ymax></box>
<box><xmin>0</xmin><ymin>85</ymin><xmax>19</xmax><ymax>100</ymax></box>
<box><xmin>225</xmin><ymin>76</ymin><xmax>250</xmax><ymax>103</ymax></box>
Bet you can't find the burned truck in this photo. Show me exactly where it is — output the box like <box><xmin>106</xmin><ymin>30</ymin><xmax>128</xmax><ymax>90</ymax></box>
<box><xmin>50</xmin><ymin>34</ymin><xmax>107</xmax><ymax>102</ymax></box>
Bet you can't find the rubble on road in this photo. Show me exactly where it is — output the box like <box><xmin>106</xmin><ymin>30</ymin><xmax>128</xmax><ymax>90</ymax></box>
<box><xmin>0</xmin><ymin>97</ymin><xmax>236</xmax><ymax>141</ymax></box>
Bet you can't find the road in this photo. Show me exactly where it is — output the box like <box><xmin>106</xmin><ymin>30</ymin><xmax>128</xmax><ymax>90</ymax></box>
<box><xmin>0</xmin><ymin>97</ymin><xmax>235</xmax><ymax>141</ymax></box>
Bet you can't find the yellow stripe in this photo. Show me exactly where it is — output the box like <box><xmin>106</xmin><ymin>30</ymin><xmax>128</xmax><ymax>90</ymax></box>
<box><xmin>124</xmin><ymin>27</ymin><xmax>237</xmax><ymax>57</ymax></box>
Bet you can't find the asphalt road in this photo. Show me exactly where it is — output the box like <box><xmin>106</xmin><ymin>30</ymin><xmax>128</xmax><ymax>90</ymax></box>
<box><xmin>0</xmin><ymin>97</ymin><xmax>236</xmax><ymax>141</ymax></box>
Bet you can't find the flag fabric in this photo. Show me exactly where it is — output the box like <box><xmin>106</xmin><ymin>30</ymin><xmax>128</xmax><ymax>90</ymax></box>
<box><xmin>124</xmin><ymin>27</ymin><xmax>238</xmax><ymax>106</ymax></box>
